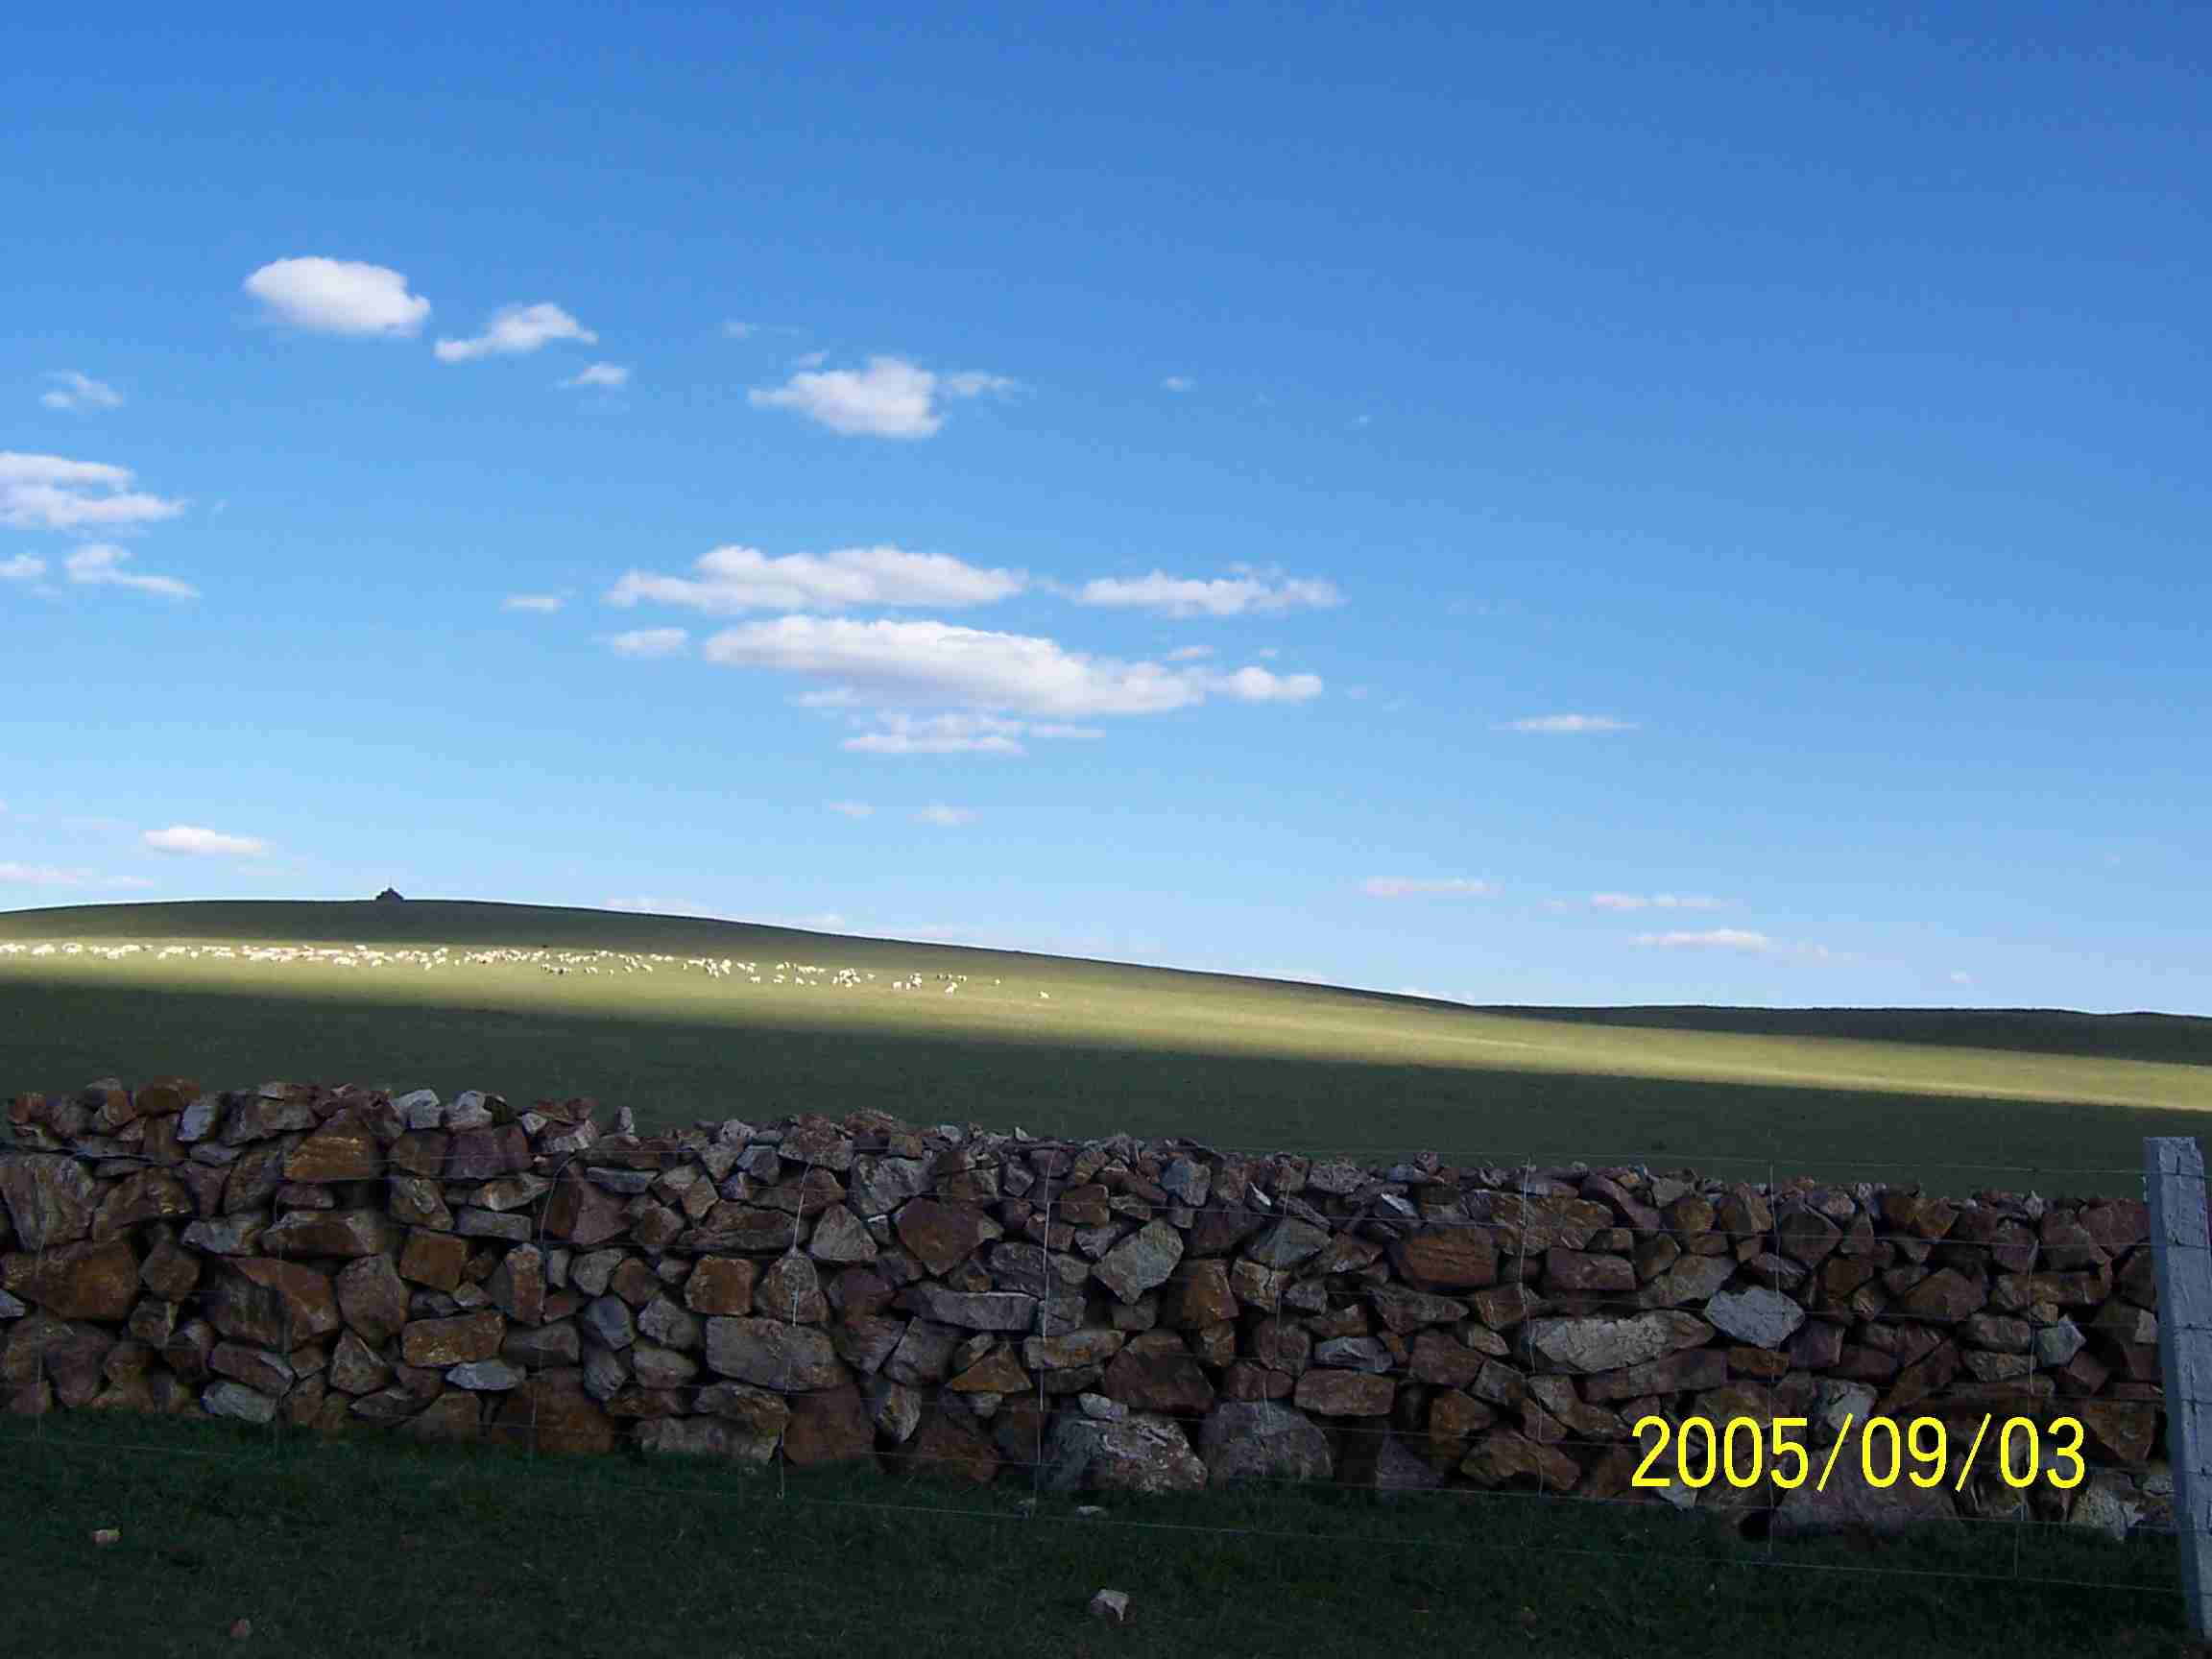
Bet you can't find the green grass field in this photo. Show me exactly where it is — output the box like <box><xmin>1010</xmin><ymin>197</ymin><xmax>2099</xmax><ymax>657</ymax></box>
<box><xmin>4</xmin><ymin>896</ymin><xmax>2208</xmax><ymax>1192</ymax></box>
<box><xmin>0</xmin><ymin>1408</ymin><xmax>2191</xmax><ymax>1659</ymax></box>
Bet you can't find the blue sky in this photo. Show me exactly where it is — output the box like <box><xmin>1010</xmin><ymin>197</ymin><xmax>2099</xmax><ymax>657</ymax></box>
<box><xmin>5</xmin><ymin>3</ymin><xmax>2205</xmax><ymax>1012</ymax></box>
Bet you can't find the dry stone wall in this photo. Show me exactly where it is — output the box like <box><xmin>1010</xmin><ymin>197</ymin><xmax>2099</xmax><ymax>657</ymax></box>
<box><xmin>0</xmin><ymin>1076</ymin><xmax>2175</xmax><ymax>1538</ymax></box>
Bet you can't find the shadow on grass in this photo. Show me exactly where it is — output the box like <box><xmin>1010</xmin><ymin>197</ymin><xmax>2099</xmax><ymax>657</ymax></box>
<box><xmin>0</xmin><ymin>1408</ymin><xmax>2189</xmax><ymax>1659</ymax></box>
<box><xmin>5</xmin><ymin>979</ymin><xmax>2193</xmax><ymax>1193</ymax></box>
<box><xmin>1486</xmin><ymin>1005</ymin><xmax>2212</xmax><ymax>1070</ymax></box>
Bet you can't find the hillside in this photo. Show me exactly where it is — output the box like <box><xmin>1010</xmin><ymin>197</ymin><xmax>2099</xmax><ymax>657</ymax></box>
<box><xmin>3</xmin><ymin>897</ymin><xmax>2206</xmax><ymax>1190</ymax></box>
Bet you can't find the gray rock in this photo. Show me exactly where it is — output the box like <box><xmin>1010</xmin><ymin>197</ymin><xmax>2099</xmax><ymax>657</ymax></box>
<box><xmin>1094</xmin><ymin>1221</ymin><xmax>1186</xmax><ymax>1303</ymax></box>
<box><xmin>455</xmin><ymin>1207</ymin><xmax>532</xmax><ymax>1241</ymax></box>
<box><xmin>2068</xmin><ymin>1471</ymin><xmax>2144</xmax><ymax>1541</ymax></box>
<box><xmin>637</xmin><ymin>1294</ymin><xmax>702</xmax><ymax>1351</ymax></box>
<box><xmin>1523</xmin><ymin>1311</ymin><xmax>1713</xmax><ymax>1374</ymax></box>
<box><xmin>446</xmin><ymin>1359</ymin><xmax>524</xmax><ymax>1391</ymax></box>
<box><xmin>636</xmin><ymin>1415</ymin><xmax>778</xmax><ymax>1466</ymax></box>
<box><xmin>884</xmin><ymin>1319</ymin><xmax>962</xmax><ymax>1385</ymax></box>
<box><xmin>1197</xmin><ymin>1401</ymin><xmax>1333</xmax><ymax>1484</ymax></box>
<box><xmin>1703</xmin><ymin>1286</ymin><xmax>1806</xmax><ymax>1349</ymax></box>
<box><xmin>0</xmin><ymin>1290</ymin><xmax>27</xmax><ymax>1320</ymax></box>
<box><xmin>581</xmin><ymin>1344</ymin><xmax>629</xmax><ymax>1402</ymax></box>
<box><xmin>0</xmin><ymin>1152</ymin><xmax>96</xmax><ymax>1250</ymax></box>
<box><xmin>1243</xmin><ymin>1218</ymin><xmax>1331</xmax><ymax>1270</ymax></box>
<box><xmin>2033</xmin><ymin>1318</ymin><xmax>2086</xmax><ymax>1368</ymax></box>
<box><xmin>180</xmin><ymin>1215</ymin><xmax>266</xmax><ymax>1257</ymax></box>
<box><xmin>1077</xmin><ymin>1392</ymin><xmax>1126</xmax><ymax>1421</ymax></box>
<box><xmin>394</xmin><ymin>1090</ymin><xmax>443</xmax><ymax>1131</ymax></box>
<box><xmin>1313</xmin><ymin>1336</ymin><xmax>1393</xmax><ymax>1374</ymax></box>
<box><xmin>630</xmin><ymin>1341</ymin><xmax>700</xmax><ymax>1389</ymax></box>
<box><xmin>177</xmin><ymin>1096</ymin><xmax>222</xmax><ymax>1143</ymax></box>
<box><xmin>202</xmin><ymin>1381</ymin><xmax>277</xmax><ymax>1425</ymax></box>
<box><xmin>1043</xmin><ymin>1409</ymin><xmax>1207</xmax><ymax>1495</ymax></box>
<box><xmin>806</xmin><ymin>1205</ymin><xmax>878</xmax><ymax>1263</ymax></box>
<box><xmin>585</xmin><ymin>1168</ymin><xmax>657</xmax><ymax>1195</ymax></box>
<box><xmin>581</xmin><ymin>1294</ymin><xmax>636</xmax><ymax>1351</ymax></box>
<box><xmin>1160</xmin><ymin>1158</ymin><xmax>1212</xmax><ymax>1208</ymax></box>
<box><xmin>703</xmin><ymin>1317</ymin><xmax>846</xmax><ymax>1391</ymax></box>
<box><xmin>1774</xmin><ymin>1458</ymin><xmax>1958</xmax><ymax>1537</ymax></box>
<box><xmin>906</xmin><ymin>1286</ymin><xmax>1039</xmax><ymax>1332</ymax></box>
<box><xmin>864</xmin><ymin>1377</ymin><xmax>922</xmax><ymax>1443</ymax></box>
<box><xmin>445</xmin><ymin>1095</ymin><xmax>494</xmax><ymax>1132</ymax></box>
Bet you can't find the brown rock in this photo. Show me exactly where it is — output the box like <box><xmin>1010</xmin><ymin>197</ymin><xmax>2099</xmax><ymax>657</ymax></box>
<box><xmin>1543</xmin><ymin>1248</ymin><xmax>1634</xmax><ymax>1294</ymax></box>
<box><xmin>400</xmin><ymin>1311</ymin><xmax>505</xmax><ymax>1367</ymax></box>
<box><xmin>2076</xmin><ymin>1400</ymin><xmax>2158</xmax><ymax>1467</ymax></box>
<box><xmin>486</xmin><ymin>1246</ymin><xmax>545</xmax><ymax>1326</ymax></box>
<box><xmin>895</xmin><ymin>1199</ymin><xmax>1001</xmax><ymax>1276</ymax></box>
<box><xmin>1581</xmin><ymin>1349</ymin><xmax>1728</xmax><ymax>1403</ymax></box>
<box><xmin>284</xmin><ymin>1112</ymin><xmax>384</xmax><ymax>1182</ymax></box>
<box><xmin>6</xmin><ymin>1239</ymin><xmax>139</xmax><ymax>1321</ymax></box>
<box><xmin>205</xmin><ymin>1259</ymin><xmax>340</xmax><ymax>1347</ymax></box>
<box><xmin>1460</xmin><ymin>1428</ymin><xmax>1579</xmax><ymax>1491</ymax></box>
<box><xmin>398</xmin><ymin>1230</ymin><xmax>469</xmax><ymax>1292</ymax></box>
<box><xmin>1891</xmin><ymin>1268</ymin><xmax>1986</xmax><ymax>1323</ymax></box>
<box><xmin>783</xmin><ymin>1382</ymin><xmax>877</xmax><ymax>1465</ymax></box>
<box><xmin>335</xmin><ymin>1255</ymin><xmax>410</xmax><ymax>1347</ymax></box>
<box><xmin>680</xmin><ymin>1256</ymin><xmax>757</xmax><ymax>1317</ymax></box>
<box><xmin>542</xmin><ymin>1168</ymin><xmax>629</xmax><ymax>1246</ymax></box>
<box><xmin>446</xmin><ymin>1125</ymin><xmax>531</xmax><ymax>1183</ymax></box>
<box><xmin>949</xmin><ymin>1344</ymin><xmax>1031</xmax><ymax>1394</ymax></box>
<box><xmin>90</xmin><ymin>1171</ymin><xmax>193</xmax><ymax>1240</ymax></box>
<box><xmin>755</xmin><ymin>1254</ymin><xmax>829</xmax><ymax>1323</ymax></box>
<box><xmin>1390</xmin><ymin>1227</ymin><xmax>1499</xmax><ymax>1290</ymax></box>
<box><xmin>1102</xmin><ymin>1346</ymin><xmax>1215</xmax><ymax>1414</ymax></box>
<box><xmin>260</xmin><ymin>1209</ymin><xmax>393</xmax><ymax>1258</ymax></box>
<box><xmin>0</xmin><ymin>1153</ymin><xmax>96</xmax><ymax>1250</ymax></box>
<box><xmin>1292</xmin><ymin>1371</ymin><xmax>1395</xmax><ymax>1416</ymax></box>
<box><xmin>900</xmin><ymin>1401</ymin><xmax>999</xmax><ymax>1483</ymax></box>
<box><xmin>1165</xmin><ymin>1260</ymin><xmax>1239</xmax><ymax>1327</ymax></box>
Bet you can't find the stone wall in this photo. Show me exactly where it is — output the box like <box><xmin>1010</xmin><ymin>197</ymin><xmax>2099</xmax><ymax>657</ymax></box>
<box><xmin>0</xmin><ymin>1076</ymin><xmax>2173</xmax><ymax>1537</ymax></box>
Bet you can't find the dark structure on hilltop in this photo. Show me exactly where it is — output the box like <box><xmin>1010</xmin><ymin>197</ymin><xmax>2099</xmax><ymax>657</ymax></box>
<box><xmin>373</xmin><ymin>887</ymin><xmax>405</xmax><ymax>902</ymax></box>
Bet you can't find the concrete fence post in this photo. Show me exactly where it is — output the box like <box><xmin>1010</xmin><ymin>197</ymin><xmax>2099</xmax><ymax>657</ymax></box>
<box><xmin>2147</xmin><ymin>1136</ymin><xmax>2212</xmax><ymax>1638</ymax></box>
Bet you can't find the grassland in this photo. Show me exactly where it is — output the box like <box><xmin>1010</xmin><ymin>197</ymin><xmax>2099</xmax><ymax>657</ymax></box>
<box><xmin>0</xmin><ymin>1408</ymin><xmax>2192</xmax><ymax>1659</ymax></box>
<box><xmin>3</xmin><ymin>896</ymin><xmax>2207</xmax><ymax>1192</ymax></box>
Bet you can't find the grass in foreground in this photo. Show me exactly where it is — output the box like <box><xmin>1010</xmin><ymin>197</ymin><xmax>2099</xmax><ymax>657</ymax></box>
<box><xmin>0</xmin><ymin>1408</ymin><xmax>2192</xmax><ymax>1659</ymax></box>
<box><xmin>5</xmin><ymin>899</ymin><xmax>2209</xmax><ymax>1190</ymax></box>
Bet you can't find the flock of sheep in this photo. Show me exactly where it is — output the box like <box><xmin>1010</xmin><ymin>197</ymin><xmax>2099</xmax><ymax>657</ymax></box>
<box><xmin>0</xmin><ymin>939</ymin><xmax>1057</xmax><ymax>999</ymax></box>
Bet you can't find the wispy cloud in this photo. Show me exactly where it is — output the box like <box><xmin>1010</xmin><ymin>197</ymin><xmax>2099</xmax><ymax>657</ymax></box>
<box><xmin>143</xmin><ymin>825</ymin><xmax>270</xmax><ymax>857</ymax></box>
<box><xmin>748</xmin><ymin>355</ymin><xmax>1012</xmax><ymax>440</ymax></box>
<box><xmin>914</xmin><ymin>804</ymin><xmax>977</xmax><ymax>828</ymax></box>
<box><xmin>609</xmin><ymin>627</ymin><xmax>689</xmax><ymax>659</ymax></box>
<box><xmin>1631</xmin><ymin>927</ymin><xmax>1768</xmax><ymax>950</ymax></box>
<box><xmin>1503</xmin><ymin>714</ymin><xmax>1637</xmax><ymax>734</ymax></box>
<box><xmin>0</xmin><ymin>861</ymin><xmax>156</xmax><ymax>890</ymax></box>
<box><xmin>559</xmin><ymin>362</ymin><xmax>629</xmax><ymax>390</ymax></box>
<box><xmin>1949</xmin><ymin>970</ymin><xmax>1974</xmax><ymax>985</ymax></box>
<box><xmin>827</xmin><ymin>801</ymin><xmax>874</xmax><ymax>819</ymax></box>
<box><xmin>1359</xmin><ymin>877</ymin><xmax>1498</xmax><ymax>899</ymax></box>
<box><xmin>245</xmin><ymin>257</ymin><xmax>430</xmax><ymax>337</ymax></box>
<box><xmin>1070</xmin><ymin>565</ymin><xmax>1343</xmax><ymax>618</ymax></box>
<box><xmin>1165</xmin><ymin>644</ymin><xmax>1214</xmax><ymax>661</ymax></box>
<box><xmin>0</xmin><ymin>452</ymin><xmax>186</xmax><ymax>533</ymax></box>
<box><xmin>1588</xmin><ymin>893</ymin><xmax>1722</xmax><ymax>912</ymax></box>
<box><xmin>63</xmin><ymin>543</ymin><xmax>198</xmax><ymax>600</ymax></box>
<box><xmin>609</xmin><ymin>543</ymin><xmax>1024</xmax><ymax>615</ymax></box>
<box><xmin>1162</xmin><ymin>375</ymin><xmax>1193</xmax><ymax>393</ymax></box>
<box><xmin>1</xmin><ymin>553</ymin><xmax>46</xmax><ymax>583</ymax></box>
<box><xmin>435</xmin><ymin>302</ymin><xmax>597</xmax><ymax>363</ymax></box>
<box><xmin>502</xmin><ymin>591</ymin><xmax>567</xmax><ymax>613</ymax></box>
<box><xmin>843</xmin><ymin>711</ymin><xmax>1026</xmax><ymax>756</ymax></box>
<box><xmin>41</xmin><ymin>372</ymin><xmax>123</xmax><ymax>414</ymax></box>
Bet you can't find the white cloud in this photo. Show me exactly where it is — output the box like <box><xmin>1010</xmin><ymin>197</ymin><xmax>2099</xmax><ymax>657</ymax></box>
<box><xmin>723</xmin><ymin>322</ymin><xmax>757</xmax><ymax>339</ymax></box>
<box><xmin>143</xmin><ymin>825</ymin><xmax>270</xmax><ymax>857</ymax></box>
<box><xmin>747</xmin><ymin>355</ymin><xmax>1011</xmax><ymax>439</ymax></box>
<box><xmin>915</xmin><ymin>805</ymin><xmax>977</xmax><ymax>827</ymax></box>
<box><xmin>244</xmin><ymin>257</ymin><xmax>430</xmax><ymax>337</ymax></box>
<box><xmin>559</xmin><ymin>362</ymin><xmax>629</xmax><ymax>390</ymax></box>
<box><xmin>435</xmin><ymin>302</ymin><xmax>597</xmax><ymax>363</ymax></box>
<box><xmin>1503</xmin><ymin>714</ymin><xmax>1637</xmax><ymax>734</ymax></box>
<box><xmin>827</xmin><ymin>801</ymin><xmax>874</xmax><ymax>818</ymax></box>
<box><xmin>1162</xmin><ymin>375</ymin><xmax>1192</xmax><ymax>392</ymax></box>
<box><xmin>1165</xmin><ymin>644</ymin><xmax>1214</xmax><ymax>661</ymax></box>
<box><xmin>1071</xmin><ymin>567</ymin><xmax>1343</xmax><ymax>618</ymax></box>
<box><xmin>502</xmin><ymin>592</ymin><xmax>566</xmax><ymax>613</ymax></box>
<box><xmin>792</xmin><ymin>349</ymin><xmax>828</xmax><ymax>368</ymax></box>
<box><xmin>0</xmin><ymin>862</ymin><xmax>156</xmax><ymax>890</ymax></box>
<box><xmin>609</xmin><ymin>543</ymin><xmax>1025</xmax><ymax>615</ymax></box>
<box><xmin>1</xmin><ymin>553</ymin><xmax>45</xmax><ymax>582</ymax></box>
<box><xmin>1359</xmin><ymin>878</ymin><xmax>1498</xmax><ymax>899</ymax></box>
<box><xmin>1255</xmin><ymin>646</ymin><xmax>1280</xmax><ymax>659</ymax></box>
<box><xmin>1027</xmin><ymin>723</ymin><xmax>1103</xmax><ymax>739</ymax></box>
<box><xmin>691</xmin><ymin>615</ymin><xmax>1321</xmax><ymax>717</ymax></box>
<box><xmin>63</xmin><ymin>543</ymin><xmax>198</xmax><ymax>600</ymax></box>
<box><xmin>1949</xmin><ymin>970</ymin><xmax>1974</xmax><ymax>985</ymax></box>
<box><xmin>1589</xmin><ymin>893</ymin><xmax>1722</xmax><ymax>912</ymax></box>
<box><xmin>1631</xmin><ymin>928</ymin><xmax>1771</xmax><ymax>950</ymax></box>
<box><xmin>41</xmin><ymin>372</ymin><xmax>122</xmax><ymax>414</ymax></box>
<box><xmin>609</xmin><ymin>627</ymin><xmax>689</xmax><ymax>659</ymax></box>
<box><xmin>0</xmin><ymin>451</ymin><xmax>185</xmax><ymax>532</ymax></box>
<box><xmin>843</xmin><ymin>711</ymin><xmax>1026</xmax><ymax>756</ymax></box>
